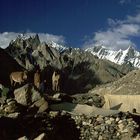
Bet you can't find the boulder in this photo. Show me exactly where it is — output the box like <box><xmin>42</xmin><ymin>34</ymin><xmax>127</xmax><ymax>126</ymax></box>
<box><xmin>14</xmin><ymin>84</ymin><xmax>41</xmax><ymax>106</ymax></box>
<box><xmin>4</xmin><ymin>100</ymin><xmax>19</xmax><ymax>113</ymax></box>
<box><xmin>7</xmin><ymin>112</ymin><xmax>20</xmax><ymax>119</ymax></box>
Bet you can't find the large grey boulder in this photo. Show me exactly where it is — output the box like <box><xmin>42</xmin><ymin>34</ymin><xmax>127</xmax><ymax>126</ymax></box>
<box><xmin>14</xmin><ymin>84</ymin><xmax>49</xmax><ymax>113</ymax></box>
<box><xmin>14</xmin><ymin>84</ymin><xmax>42</xmax><ymax>106</ymax></box>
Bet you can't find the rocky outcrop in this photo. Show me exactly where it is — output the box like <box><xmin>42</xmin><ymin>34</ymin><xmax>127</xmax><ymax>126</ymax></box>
<box><xmin>6</xmin><ymin>35</ymin><xmax>61</xmax><ymax>70</ymax></box>
<box><xmin>14</xmin><ymin>84</ymin><xmax>48</xmax><ymax>113</ymax></box>
<box><xmin>14</xmin><ymin>84</ymin><xmax>42</xmax><ymax>106</ymax></box>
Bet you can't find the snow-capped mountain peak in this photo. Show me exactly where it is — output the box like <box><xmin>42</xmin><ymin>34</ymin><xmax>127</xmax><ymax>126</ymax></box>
<box><xmin>85</xmin><ymin>45</ymin><xmax>140</xmax><ymax>68</ymax></box>
<box><xmin>47</xmin><ymin>41</ymin><xmax>67</xmax><ymax>52</ymax></box>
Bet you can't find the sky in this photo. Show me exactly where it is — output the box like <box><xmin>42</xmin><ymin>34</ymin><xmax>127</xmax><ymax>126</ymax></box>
<box><xmin>0</xmin><ymin>0</ymin><xmax>140</xmax><ymax>50</ymax></box>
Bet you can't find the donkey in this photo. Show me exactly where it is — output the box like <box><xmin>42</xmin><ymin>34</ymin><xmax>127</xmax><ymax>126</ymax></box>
<box><xmin>52</xmin><ymin>71</ymin><xmax>61</xmax><ymax>92</ymax></box>
<box><xmin>34</xmin><ymin>69</ymin><xmax>41</xmax><ymax>89</ymax></box>
<box><xmin>10</xmin><ymin>71</ymin><xmax>28</xmax><ymax>86</ymax></box>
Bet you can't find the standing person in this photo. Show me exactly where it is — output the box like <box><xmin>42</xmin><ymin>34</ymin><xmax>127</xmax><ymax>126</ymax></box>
<box><xmin>39</xmin><ymin>80</ymin><xmax>46</xmax><ymax>93</ymax></box>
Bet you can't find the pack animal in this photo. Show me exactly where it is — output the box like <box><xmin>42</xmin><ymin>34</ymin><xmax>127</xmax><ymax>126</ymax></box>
<box><xmin>10</xmin><ymin>71</ymin><xmax>28</xmax><ymax>86</ymax></box>
<box><xmin>52</xmin><ymin>71</ymin><xmax>60</xmax><ymax>92</ymax></box>
<box><xmin>34</xmin><ymin>70</ymin><xmax>41</xmax><ymax>89</ymax></box>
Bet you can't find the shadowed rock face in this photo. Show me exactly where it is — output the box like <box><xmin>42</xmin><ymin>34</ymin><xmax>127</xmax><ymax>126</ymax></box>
<box><xmin>0</xmin><ymin>112</ymin><xmax>80</xmax><ymax>140</ymax></box>
<box><xmin>0</xmin><ymin>48</ymin><xmax>23</xmax><ymax>86</ymax></box>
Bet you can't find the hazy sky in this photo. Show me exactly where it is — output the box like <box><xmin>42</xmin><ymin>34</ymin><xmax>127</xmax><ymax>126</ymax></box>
<box><xmin>0</xmin><ymin>0</ymin><xmax>140</xmax><ymax>50</ymax></box>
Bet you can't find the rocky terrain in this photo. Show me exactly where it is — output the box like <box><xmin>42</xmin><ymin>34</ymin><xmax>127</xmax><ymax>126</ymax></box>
<box><xmin>89</xmin><ymin>69</ymin><xmax>140</xmax><ymax>96</ymax></box>
<box><xmin>87</xmin><ymin>69</ymin><xmax>140</xmax><ymax>114</ymax></box>
<box><xmin>0</xmin><ymin>34</ymin><xmax>140</xmax><ymax>140</ymax></box>
<box><xmin>4</xmin><ymin>34</ymin><xmax>134</xmax><ymax>93</ymax></box>
<box><xmin>0</xmin><ymin>84</ymin><xmax>140</xmax><ymax>140</ymax></box>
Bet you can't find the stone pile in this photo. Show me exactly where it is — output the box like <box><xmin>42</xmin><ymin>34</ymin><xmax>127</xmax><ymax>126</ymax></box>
<box><xmin>73</xmin><ymin>93</ymin><xmax>105</xmax><ymax>107</ymax></box>
<box><xmin>71</xmin><ymin>113</ymin><xmax>140</xmax><ymax>140</ymax></box>
<box><xmin>0</xmin><ymin>83</ymin><xmax>140</xmax><ymax>140</ymax></box>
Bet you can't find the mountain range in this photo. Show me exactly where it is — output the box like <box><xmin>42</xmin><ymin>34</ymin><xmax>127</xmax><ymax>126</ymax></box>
<box><xmin>0</xmin><ymin>34</ymin><xmax>134</xmax><ymax>93</ymax></box>
<box><xmin>85</xmin><ymin>45</ymin><xmax>140</xmax><ymax>68</ymax></box>
<box><xmin>3</xmin><ymin>33</ymin><xmax>140</xmax><ymax>69</ymax></box>
<box><xmin>42</xmin><ymin>40</ymin><xmax>140</xmax><ymax>69</ymax></box>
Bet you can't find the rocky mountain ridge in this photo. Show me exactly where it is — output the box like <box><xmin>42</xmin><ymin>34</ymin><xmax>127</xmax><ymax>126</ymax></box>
<box><xmin>3</xmin><ymin>34</ymin><xmax>135</xmax><ymax>93</ymax></box>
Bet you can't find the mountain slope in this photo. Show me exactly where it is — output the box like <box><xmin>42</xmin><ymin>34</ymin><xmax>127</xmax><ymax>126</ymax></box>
<box><xmin>89</xmin><ymin>69</ymin><xmax>140</xmax><ymax>95</ymax></box>
<box><xmin>85</xmin><ymin>45</ymin><xmax>140</xmax><ymax>68</ymax></box>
